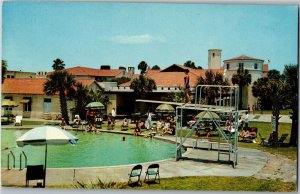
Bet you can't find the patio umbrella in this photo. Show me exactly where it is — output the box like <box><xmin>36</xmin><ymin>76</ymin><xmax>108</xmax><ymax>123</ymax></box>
<box><xmin>2</xmin><ymin>99</ymin><xmax>19</xmax><ymax>107</ymax></box>
<box><xmin>2</xmin><ymin>99</ymin><xmax>19</xmax><ymax>122</ymax></box>
<box><xmin>195</xmin><ymin>111</ymin><xmax>220</xmax><ymax>120</ymax></box>
<box><xmin>16</xmin><ymin>126</ymin><xmax>78</xmax><ymax>186</ymax></box>
<box><xmin>155</xmin><ymin>103</ymin><xmax>175</xmax><ymax>113</ymax></box>
<box><xmin>85</xmin><ymin>101</ymin><xmax>105</xmax><ymax>109</ymax></box>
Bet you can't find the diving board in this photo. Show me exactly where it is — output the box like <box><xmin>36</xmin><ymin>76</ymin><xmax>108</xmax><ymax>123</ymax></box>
<box><xmin>136</xmin><ymin>99</ymin><xmax>236</xmax><ymax>112</ymax></box>
<box><xmin>136</xmin><ymin>99</ymin><xmax>184</xmax><ymax>106</ymax></box>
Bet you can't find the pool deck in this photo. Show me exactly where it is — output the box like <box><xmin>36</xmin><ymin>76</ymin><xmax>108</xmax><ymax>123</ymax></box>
<box><xmin>1</xmin><ymin>132</ymin><xmax>297</xmax><ymax>187</ymax></box>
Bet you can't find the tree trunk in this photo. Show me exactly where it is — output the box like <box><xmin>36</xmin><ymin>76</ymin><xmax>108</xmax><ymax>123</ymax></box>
<box><xmin>59</xmin><ymin>90</ymin><xmax>70</xmax><ymax>124</ymax></box>
<box><xmin>272</xmin><ymin>104</ymin><xmax>280</xmax><ymax>147</ymax></box>
<box><xmin>289</xmin><ymin>109</ymin><xmax>298</xmax><ymax>146</ymax></box>
<box><xmin>239</xmin><ymin>85</ymin><xmax>243</xmax><ymax>110</ymax></box>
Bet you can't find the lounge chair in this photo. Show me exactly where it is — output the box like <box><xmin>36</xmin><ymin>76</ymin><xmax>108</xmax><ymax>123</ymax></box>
<box><xmin>144</xmin><ymin>163</ymin><xmax>160</xmax><ymax>184</ymax></box>
<box><xmin>14</xmin><ymin>115</ymin><xmax>23</xmax><ymax>126</ymax></box>
<box><xmin>128</xmin><ymin>164</ymin><xmax>143</xmax><ymax>186</ymax></box>
<box><xmin>26</xmin><ymin>165</ymin><xmax>45</xmax><ymax>187</ymax></box>
<box><xmin>278</xmin><ymin>133</ymin><xmax>289</xmax><ymax>147</ymax></box>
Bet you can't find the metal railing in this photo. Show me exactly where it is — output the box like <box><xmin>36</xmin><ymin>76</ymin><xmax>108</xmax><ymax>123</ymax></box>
<box><xmin>7</xmin><ymin>151</ymin><xmax>16</xmax><ymax>170</ymax></box>
<box><xmin>20</xmin><ymin>151</ymin><xmax>27</xmax><ymax>170</ymax></box>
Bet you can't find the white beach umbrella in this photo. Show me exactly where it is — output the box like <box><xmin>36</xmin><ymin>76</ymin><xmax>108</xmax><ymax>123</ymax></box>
<box><xmin>16</xmin><ymin>126</ymin><xmax>78</xmax><ymax>186</ymax></box>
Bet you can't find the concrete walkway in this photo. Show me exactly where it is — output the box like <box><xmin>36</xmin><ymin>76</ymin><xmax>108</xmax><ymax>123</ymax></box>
<box><xmin>248</xmin><ymin>114</ymin><xmax>292</xmax><ymax>123</ymax></box>
<box><xmin>1</xmin><ymin>135</ymin><xmax>296</xmax><ymax>187</ymax></box>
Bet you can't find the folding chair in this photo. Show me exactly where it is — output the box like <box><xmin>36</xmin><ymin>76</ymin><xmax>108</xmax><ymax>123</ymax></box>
<box><xmin>278</xmin><ymin>134</ymin><xmax>289</xmax><ymax>147</ymax></box>
<box><xmin>26</xmin><ymin>165</ymin><xmax>45</xmax><ymax>187</ymax></box>
<box><xmin>144</xmin><ymin>163</ymin><xmax>160</xmax><ymax>184</ymax></box>
<box><xmin>128</xmin><ymin>164</ymin><xmax>143</xmax><ymax>186</ymax></box>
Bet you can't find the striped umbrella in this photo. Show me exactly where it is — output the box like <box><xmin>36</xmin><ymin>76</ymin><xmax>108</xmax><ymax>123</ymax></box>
<box><xmin>155</xmin><ymin>103</ymin><xmax>175</xmax><ymax>113</ymax></box>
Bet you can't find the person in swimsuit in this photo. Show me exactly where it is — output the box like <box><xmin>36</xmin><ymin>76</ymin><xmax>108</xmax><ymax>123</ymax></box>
<box><xmin>184</xmin><ymin>69</ymin><xmax>191</xmax><ymax>103</ymax></box>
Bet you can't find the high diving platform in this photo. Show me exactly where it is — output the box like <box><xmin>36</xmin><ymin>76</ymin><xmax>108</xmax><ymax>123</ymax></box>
<box><xmin>136</xmin><ymin>85</ymin><xmax>241</xmax><ymax>168</ymax></box>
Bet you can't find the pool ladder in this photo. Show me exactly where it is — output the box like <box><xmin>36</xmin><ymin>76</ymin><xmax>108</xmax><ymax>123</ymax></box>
<box><xmin>7</xmin><ymin>151</ymin><xmax>15</xmax><ymax>170</ymax></box>
<box><xmin>19</xmin><ymin>151</ymin><xmax>27</xmax><ymax>170</ymax></box>
<box><xmin>7</xmin><ymin>151</ymin><xmax>27</xmax><ymax>170</ymax></box>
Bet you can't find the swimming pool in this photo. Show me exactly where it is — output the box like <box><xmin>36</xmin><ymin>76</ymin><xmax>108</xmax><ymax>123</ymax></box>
<box><xmin>1</xmin><ymin>129</ymin><xmax>177</xmax><ymax>168</ymax></box>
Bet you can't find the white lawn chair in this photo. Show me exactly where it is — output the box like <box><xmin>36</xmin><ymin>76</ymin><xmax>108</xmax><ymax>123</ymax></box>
<box><xmin>15</xmin><ymin>115</ymin><xmax>23</xmax><ymax>126</ymax></box>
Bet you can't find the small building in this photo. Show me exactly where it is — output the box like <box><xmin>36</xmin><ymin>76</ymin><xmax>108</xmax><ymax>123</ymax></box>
<box><xmin>1</xmin><ymin>78</ymin><xmax>101</xmax><ymax>119</ymax></box>
<box><xmin>223</xmin><ymin>55</ymin><xmax>267</xmax><ymax>109</ymax></box>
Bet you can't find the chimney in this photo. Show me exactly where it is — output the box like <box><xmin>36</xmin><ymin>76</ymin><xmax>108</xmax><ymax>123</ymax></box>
<box><xmin>100</xmin><ymin>65</ymin><xmax>111</xmax><ymax>70</ymax></box>
<box><xmin>128</xmin><ymin>67</ymin><xmax>135</xmax><ymax>75</ymax></box>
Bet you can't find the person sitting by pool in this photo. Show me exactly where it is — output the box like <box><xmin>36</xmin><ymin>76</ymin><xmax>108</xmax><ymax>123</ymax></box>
<box><xmin>160</xmin><ymin>120</ymin><xmax>171</xmax><ymax>135</ymax></box>
<box><xmin>121</xmin><ymin>118</ymin><xmax>129</xmax><ymax>128</ymax></box>
<box><xmin>107</xmin><ymin>116</ymin><xmax>113</xmax><ymax>130</ymax></box>
<box><xmin>239</xmin><ymin>129</ymin><xmax>251</xmax><ymax>138</ymax></box>
<box><xmin>156</xmin><ymin>119</ymin><xmax>164</xmax><ymax>132</ymax></box>
<box><xmin>60</xmin><ymin>118</ymin><xmax>67</xmax><ymax>130</ymax></box>
<box><xmin>195</xmin><ymin>128</ymin><xmax>201</xmax><ymax>138</ymax></box>
<box><xmin>187</xmin><ymin>116</ymin><xmax>196</xmax><ymax>127</ymax></box>
<box><xmin>134</xmin><ymin>122</ymin><xmax>141</xmax><ymax>136</ymax></box>
<box><xmin>161</xmin><ymin>127</ymin><xmax>175</xmax><ymax>136</ymax></box>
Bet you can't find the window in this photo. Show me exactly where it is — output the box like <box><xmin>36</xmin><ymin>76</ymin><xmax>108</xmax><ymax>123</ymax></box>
<box><xmin>161</xmin><ymin>87</ymin><xmax>164</xmax><ymax>90</ymax></box>
<box><xmin>212</xmin><ymin>53</ymin><xmax>215</xmax><ymax>57</ymax></box>
<box><xmin>254</xmin><ymin>63</ymin><xmax>258</xmax><ymax>69</ymax></box>
<box><xmin>7</xmin><ymin>75</ymin><xmax>15</xmax><ymax>78</ymax></box>
<box><xmin>226</xmin><ymin>64</ymin><xmax>230</xmax><ymax>70</ymax></box>
<box><xmin>22</xmin><ymin>97</ymin><xmax>32</xmax><ymax>111</ymax></box>
<box><xmin>43</xmin><ymin>98</ymin><xmax>52</xmax><ymax>113</ymax></box>
<box><xmin>238</xmin><ymin>63</ymin><xmax>244</xmax><ymax>69</ymax></box>
<box><xmin>168</xmin><ymin>87</ymin><xmax>170</xmax><ymax>90</ymax></box>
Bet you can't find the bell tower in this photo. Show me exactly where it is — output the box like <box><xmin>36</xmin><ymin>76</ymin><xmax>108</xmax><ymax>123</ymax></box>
<box><xmin>208</xmin><ymin>49</ymin><xmax>222</xmax><ymax>69</ymax></box>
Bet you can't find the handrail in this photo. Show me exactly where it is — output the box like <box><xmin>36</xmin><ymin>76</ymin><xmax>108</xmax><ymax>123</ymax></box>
<box><xmin>20</xmin><ymin>151</ymin><xmax>27</xmax><ymax>170</ymax></box>
<box><xmin>7</xmin><ymin>151</ymin><xmax>16</xmax><ymax>170</ymax></box>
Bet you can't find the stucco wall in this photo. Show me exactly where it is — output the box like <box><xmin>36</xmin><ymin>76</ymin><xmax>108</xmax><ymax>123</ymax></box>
<box><xmin>1</xmin><ymin>94</ymin><xmax>75</xmax><ymax>120</ymax></box>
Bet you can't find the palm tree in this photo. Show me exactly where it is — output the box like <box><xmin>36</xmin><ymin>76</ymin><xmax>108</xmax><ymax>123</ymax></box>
<box><xmin>197</xmin><ymin>70</ymin><xmax>228</xmax><ymax>105</ymax></box>
<box><xmin>44</xmin><ymin>64</ymin><xmax>76</xmax><ymax>124</ymax></box>
<box><xmin>130</xmin><ymin>75</ymin><xmax>156</xmax><ymax>99</ymax></box>
<box><xmin>283</xmin><ymin>64</ymin><xmax>298</xmax><ymax>146</ymax></box>
<box><xmin>152</xmin><ymin>65</ymin><xmax>160</xmax><ymax>70</ymax></box>
<box><xmin>72</xmin><ymin>82</ymin><xmax>90</xmax><ymax>120</ymax></box>
<box><xmin>252</xmin><ymin>77</ymin><xmax>272</xmax><ymax>111</ymax></box>
<box><xmin>138</xmin><ymin>61</ymin><xmax>148</xmax><ymax>75</ymax></box>
<box><xmin>252</xmin><ymin>69</ymin><xmax>285</xmax><ymax>147</ymax></box>
<box><xmin>52</xmin><ymin>58</ymin><xmax>65</xmax><ymax>71</ymax></box>
<box><xmin>162</xmin><ymin>88</ymin><xmax>185</xmax><ymax>103</ymax></box>
<box><xmin>231</xmin><ymin>67</ymin><xmax>252</xmax><ymax>109</ymax></box>
<box><xmin>2</xmin><ymin>60</ymin><xmax>8</xmax><ymax>84</ymax></box>
<box><xmin>184</xmin><ymin>60</ymin><xmax>197</xmax><ymax>69</ymax></box>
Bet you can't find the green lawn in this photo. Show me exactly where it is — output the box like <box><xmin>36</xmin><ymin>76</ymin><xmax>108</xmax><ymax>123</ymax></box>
<box><xmin>53</xmin><ymin>176</ymin><xmax>296</xmax><ymax>192</ymax></box>
<box><xmin>254</xmin><ymin>109</ymin><xmax>292</xmax><ymax>115</ymax></box>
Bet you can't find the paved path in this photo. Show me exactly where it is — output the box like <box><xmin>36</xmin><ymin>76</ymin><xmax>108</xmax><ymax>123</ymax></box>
<box><xmin>248</xmin><ymin>114</ymin><xmax>292</xmax><ymax>123</ymax></box>
<box><xmin>1</xmin><ymin>135</ymin><xmax>296</xmax><ymax>187</ymax></box>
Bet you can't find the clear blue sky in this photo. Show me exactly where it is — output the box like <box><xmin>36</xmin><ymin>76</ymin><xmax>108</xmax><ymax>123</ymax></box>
<box><xmin>2</xmin><ymin>2</ymin><xmax>298</xmax><ymax>73</ymax></box>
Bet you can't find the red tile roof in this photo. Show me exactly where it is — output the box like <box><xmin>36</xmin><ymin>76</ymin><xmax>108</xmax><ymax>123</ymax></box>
<box><xmin>120</xmin><ymin>64</ymin><xmax>224</xmax><ymax>88</ymax></box>
<box><xmin>2</xmin><ymin>78</ymin><xmax>97</xmax><ymax>95</ymax></box>
<box><xmin>48</xmin><ymin>66</ymin><xmax>124</xmax><ymax>77</ymax></box>
<box><xmin>2</xmin><ymin>78</ymin><xmax>47</xmax><ymax>95</ymax></box>
<box><xmin>75</xmin><ymin>78</ymin><xmax>96</xmax><ymax>87</ymax></box>
<box><xmin>223</xmin><ymin>55</ymin><xmax>264</xmax><ymax>62</ymax></box>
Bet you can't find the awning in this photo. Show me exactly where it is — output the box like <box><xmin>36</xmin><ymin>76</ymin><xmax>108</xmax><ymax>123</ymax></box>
<box><xmin>20</xmin><ymin>99</ymin><xmax>30</xmax><ymax>103</ymax></box>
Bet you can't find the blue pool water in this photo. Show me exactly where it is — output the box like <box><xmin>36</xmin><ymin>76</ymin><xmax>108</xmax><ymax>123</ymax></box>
<box><xmin>1</xmin><ymin>129</ymin><xmax>177</xmax><ymax>168</ymax></box>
